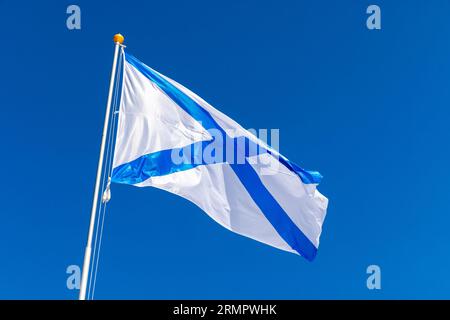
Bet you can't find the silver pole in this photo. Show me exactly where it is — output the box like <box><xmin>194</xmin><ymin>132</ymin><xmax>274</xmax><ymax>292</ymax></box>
<box><xmin>79</xmin><ymin>34</ymin><xmax>124</xmax><ymax>300</ymax></box>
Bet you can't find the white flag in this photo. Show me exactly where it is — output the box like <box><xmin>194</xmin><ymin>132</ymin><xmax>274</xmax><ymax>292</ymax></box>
<box><xmin>112</xmin><ymin>52</ymin><xmax>328</xmax><ymax>261</ymax></box>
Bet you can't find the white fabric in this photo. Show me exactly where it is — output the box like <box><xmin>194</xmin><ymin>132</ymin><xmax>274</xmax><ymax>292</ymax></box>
<box><xmin>136</xmin><ymin>163</ymin><xmax>296</xmax><ymax>253</ymax></box>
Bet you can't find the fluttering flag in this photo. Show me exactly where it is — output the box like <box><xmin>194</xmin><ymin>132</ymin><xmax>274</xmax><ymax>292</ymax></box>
<box><xmin>111</xmin><ymin>52</ymin><xmax>328</xmax><ymax>261</ymax></box>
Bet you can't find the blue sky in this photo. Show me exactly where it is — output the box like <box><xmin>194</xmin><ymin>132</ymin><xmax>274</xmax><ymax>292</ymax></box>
<box><xmin>1</xmin><ymin>0</ymin><xmax>450</xmax><ymax>299</ymax></box>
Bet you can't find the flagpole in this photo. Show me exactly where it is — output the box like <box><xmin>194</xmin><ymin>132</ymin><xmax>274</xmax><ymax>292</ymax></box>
<box><xmin>79</xmin><ymin>34</ymin><xmax>125</xmax><ymax>300</ymax></box>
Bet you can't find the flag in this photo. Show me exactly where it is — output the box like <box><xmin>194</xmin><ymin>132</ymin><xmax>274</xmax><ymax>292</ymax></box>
<box><xmin>111</xmin><ymin>52</ymin><xmax>328</xmax><ymax>261</ymax></box>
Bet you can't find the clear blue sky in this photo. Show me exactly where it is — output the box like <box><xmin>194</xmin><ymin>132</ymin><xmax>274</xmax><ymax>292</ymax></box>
<box><xmin>1</xmin><ymin>0</ymin><xmax>450</xmax><ymax>299</ymax></box>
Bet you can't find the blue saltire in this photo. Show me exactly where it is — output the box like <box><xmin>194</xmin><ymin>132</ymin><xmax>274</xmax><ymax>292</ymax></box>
<box><xmin>112</xmin><ymin>53</ymin><xmax>321</xmax><ymax>261</ymax></box>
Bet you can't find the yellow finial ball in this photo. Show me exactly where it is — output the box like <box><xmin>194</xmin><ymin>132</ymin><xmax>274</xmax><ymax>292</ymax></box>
<box><xmin>113</xmin><ymin>33</ymin><xmax>125</xmax><ymax>44</ymax></box>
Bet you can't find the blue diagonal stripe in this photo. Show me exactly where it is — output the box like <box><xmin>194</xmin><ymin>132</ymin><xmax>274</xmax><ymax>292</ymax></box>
<box><xmin>229</xmin><ymin>160</ymin><xmax>317</xmax><ymax>261</ymax></box>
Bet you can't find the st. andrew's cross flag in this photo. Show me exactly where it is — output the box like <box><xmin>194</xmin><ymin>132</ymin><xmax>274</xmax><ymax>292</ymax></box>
<box><xmin>111</xmin><ymin>52</ymin><xmax>328</xmax><ymax>261</ymax></box>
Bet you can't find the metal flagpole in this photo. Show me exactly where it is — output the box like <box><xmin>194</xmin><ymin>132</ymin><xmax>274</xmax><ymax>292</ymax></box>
<box><xmin>79</xmin><ymin>34</ymin><xmax>125</xmax><ymax>300</ymax></box>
